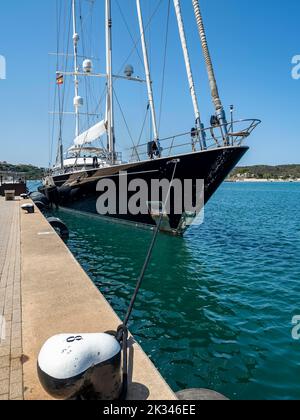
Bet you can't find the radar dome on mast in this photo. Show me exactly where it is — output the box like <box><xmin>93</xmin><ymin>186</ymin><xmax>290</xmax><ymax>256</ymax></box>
<box><xmin>124</xmin><ymin>65</ymin><xmax>134</xmax><ymax>78</ymax></box>
<box><xmin>83</xmin><ymin>59</ymin><xmax>93</xmax><ymax>73</ymax></box>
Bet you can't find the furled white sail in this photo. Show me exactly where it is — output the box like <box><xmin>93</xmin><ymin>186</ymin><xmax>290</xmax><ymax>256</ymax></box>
<box><xmin>74</xmin><ymin>120</ymin><xmax>107</xmax><ymax>146</ymax></box>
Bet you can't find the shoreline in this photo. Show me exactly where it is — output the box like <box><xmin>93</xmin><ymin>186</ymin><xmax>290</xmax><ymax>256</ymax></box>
<box><xmin>227</xmin><ymin>179</ymin><xmax>300</xmax><ymax>183</ymax></box>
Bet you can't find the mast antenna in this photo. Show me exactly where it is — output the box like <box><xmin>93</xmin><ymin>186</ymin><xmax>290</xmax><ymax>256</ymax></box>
<box><xmin>192</xmin><ymin>0</ymin><xmax>228</xmax><ymax>138</ymax></box>
<box><xmin>136</xmin><ymin>0</ymin><xmax>159</xmax><ymax>143</ymax></box>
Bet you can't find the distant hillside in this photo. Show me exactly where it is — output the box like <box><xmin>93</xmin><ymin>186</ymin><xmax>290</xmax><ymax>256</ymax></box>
<box><xmin>0</xmin><ymin>162</ymin><xmax>44</xmax><ymax>180</ymax></box>
<box><xmin>230</xmin><ymin>165</ymin><xmax>300</xmax><ymax>180</ymax></box>
<box><xmin>1</xmin><ymin>162</ymin><xmax>299</xmax><ymax>181</ymax></box>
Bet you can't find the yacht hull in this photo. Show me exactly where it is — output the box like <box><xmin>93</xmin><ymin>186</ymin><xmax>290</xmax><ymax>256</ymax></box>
<box><xmin>44</xmin><ymin>146</ymin><xmax>248</xmax><ymax>235</ymax></box>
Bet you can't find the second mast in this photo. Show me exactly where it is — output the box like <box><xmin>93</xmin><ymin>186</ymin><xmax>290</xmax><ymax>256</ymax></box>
<box><xmin>106</xmin><ymin>0</ymin><xmax>115</xmax><ymax>162</ymax></box>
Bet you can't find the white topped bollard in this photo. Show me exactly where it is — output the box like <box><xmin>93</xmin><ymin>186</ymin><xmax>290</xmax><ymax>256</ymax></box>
<box><xmin>37</xmin><ymin>333</ymin><xmax>122</xmax><ymax>400</ymax></box>
<box><xmin>21</xmin><ymin>203</ymin><xmax>35</xmax><ymax>214</ymax></box>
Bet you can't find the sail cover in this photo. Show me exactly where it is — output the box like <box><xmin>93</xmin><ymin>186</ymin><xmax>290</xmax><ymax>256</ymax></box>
<box><xmin>74</xmin><ymin>120</ymin><xmax>107</xmax><ymax>146</ymax></box>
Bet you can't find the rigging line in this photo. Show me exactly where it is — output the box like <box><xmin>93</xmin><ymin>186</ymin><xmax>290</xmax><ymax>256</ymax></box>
<box><xmin>117</xmin><ymin>158</ymin><xmax>179</xmax><ymax>400</ymax></box>
<box><xmin>93</xmin><ymin>88</ymin><xmax>106</xmax><ymax>120</ymax></box>
<box><xmin>85</xmin><ymin>1</ymin><xmax>97</xmax><ymax>129</ymax></box>
<box><xmin>56</xmin><ymin>0</ymin><xmax>63</xmax><ymax>112</ymax></box>
<box><xmin>148</xmin><ymin>1</ymin><xmax>153</xmax><ymax>142</ymax></box>
<box><xmin>85</xmin><ymin>27</ymin><xmax>98</xmax><ymax>124</ymax></box>
<box><xmin>88</xmin><ymin>76</ymin><xmax>100</xmax><ymax>122</ymax></box>
<box><xmin>49</xmin><ymin>78</ymin><xmax>58</xmax><ymax>168</ymax></box>
<box><xmin>158</xmin><ymin>0</ymin><xmax>171</xmax><ymax>132</ymax></box>
<box><xmin>75</xmin><ymin>2</ymin><xmax>102</xmax><ymax>155</ymax></box>
<box><xmin>85</xmin><ymin>1</ymin><xmax>105</xmax><ymax>122</ymax></box>
<box><xmin>87</xmin><ymin>85</ymin><xmax>107</xmax><ymax>131</ymax></box>
<box><xmin>55</xmin><ymin>0</ymin><xmax>73</xmax><ymax>163</ymax></box>
<box><xmin>79</xmin><ymin>1</ymin><xmax>86</xmax><ymax>54</ymax></box>
<box><xmin>59</xmin><ymin>1</ymin><xmax>162</xmax><ymax>157</ymax></box>
<box><xmin>79</xmin><ymin>0</ymin><xmax>91</xmax><ymax>129</ymax></box>
<box><xmin>51</xmin><ymin>0</ymin><xmax>64</xmax><ymax>166</ymax></box>
<box><xmin>85</xmin><ymin>0</ymin><xmax>95</xmax><ymax>59</ymax></box>
<box><xmin>121</xmin><ymin>159</ymin><xmax>179</xmax><ymax>329</ymax></box>
<box><xmin>83</xmin><ymin>0</ymin><xmax>106</xmax><ymax>131</ymax></box>
<box><xmin>79</xmin><ymin>0</ymin><xmax>92</xmax><ymax>49</ymax></box>
<box><xmin>61</xmin><ymin>0</ymin><xmax>70</xmax><ymax>73</ymax></box>
<box><xmin>113</xmin><ymin>87</ymin><xmax>139</xmax><ymax>158</ymax></box>
<box><xmin>76</xmin><ymin>0</ymin><xmax>163</xmax><ymax>146</ymax></box>
<box><xmin>60</xmin><ymin>2</ymin><xmax>73</xmax><ymax>134</ymax></box>
<box><xmin>130</xmin><ymin>104</ymin><xmax>149</xmax><ymax>162</ymax></box>
<box><xmin>137</xmin><ymin>105</ymin><xmax>150</xmax><ymax>147</ymax></box>
<box><xmin>148</xmin><ymin>0</ymin><xmax>152</xmax><ymax>74</ymax></box>
<box><xmin>89</xmin><ymin>0</ymin><xmax>95</xmax><ymax>58</ymax></box>
<box><xmin>55</xmin><ymin>0</ymin><xmax>62</xmax><ymax>80</ymax></box>
<box><xmin>79</xmin><ymin>0</ymin><xmax>94</xmax><ymax>60</ymax></box>
<box><xmin>56</xmin><ymin>0</ymin><xmax>68</xmax><ymax>167</ymax></box>
<box><xmin>115</xmin><ymin>0</ymin><xmax>144</xmax><ymax>68</ymax></box>
<box><xmin>50</xmin><ymin>0</ymin><xmax>61</xmax><ymax>168</ymax></box>
<box><xmin>116</xmin><ymin>0</ymin><xmax>163</xmax><ymax>77</ymax></box>
<box><xmin>72</xmin><ymin>1</ymin><xmax>100</xmax><ymax>166</ymax></box>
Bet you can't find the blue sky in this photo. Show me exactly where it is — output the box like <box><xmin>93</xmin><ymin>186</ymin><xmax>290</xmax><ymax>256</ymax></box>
<box><xmin>0</xmin><ymin>0</ymin><xmax>299</xmax><ymax>167</ymax></box>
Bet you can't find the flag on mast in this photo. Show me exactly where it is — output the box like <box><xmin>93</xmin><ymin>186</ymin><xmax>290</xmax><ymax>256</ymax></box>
<box><xmin>56</xmin><ymin>74</ymin><xmax>64</xmax><ymax>85</ymax></box>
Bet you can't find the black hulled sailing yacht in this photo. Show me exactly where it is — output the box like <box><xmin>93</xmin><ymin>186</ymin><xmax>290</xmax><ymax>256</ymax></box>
<box><xmin>42</xmin><ymin>0</ymin><xmax>260</xmax><ymax>235</ymax></box>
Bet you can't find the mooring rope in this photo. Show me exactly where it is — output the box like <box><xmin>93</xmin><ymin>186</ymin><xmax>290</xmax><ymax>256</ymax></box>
<box><xmin>117</xmin><ymin>158</ymin><xmax>180</xmax><ymax>400</ymax></box>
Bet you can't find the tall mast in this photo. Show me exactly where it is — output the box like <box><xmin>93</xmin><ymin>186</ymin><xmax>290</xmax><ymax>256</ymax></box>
<box><xmin>173</xmin><ymin>0</ymin><xmax>206</xmax><ymax>149</ymax></box>
<box><xmin>192</xmin><ymin>0</ymin><xmax>228</xmax><ymax>134</ymax></box>
<box><xmin>105</xmin><ymin>0</ymin><xmax>115</xmax><ymax>162</ymax></box>
<box><xmin>136</xmin><ymin>0</ymin><xmax>159</xmax><ymax>142</ymax></box>
<box><xmin>72</xmin><ymin>0</ymin><xmax>80</xmax><ymax>138</ymax></box>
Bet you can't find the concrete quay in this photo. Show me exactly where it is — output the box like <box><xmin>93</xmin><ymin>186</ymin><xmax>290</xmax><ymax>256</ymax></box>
<box><xmin>0</xmin><ymin>197</ymin><xmax>176</xmax><ymax>400</ymax></box>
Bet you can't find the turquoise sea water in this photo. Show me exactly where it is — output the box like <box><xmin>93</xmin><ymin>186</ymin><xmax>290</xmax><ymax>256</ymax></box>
<box><xmin>30</xmin><ymin>182</ymin><xmax>300</xmax><ymax>400</ymax></box>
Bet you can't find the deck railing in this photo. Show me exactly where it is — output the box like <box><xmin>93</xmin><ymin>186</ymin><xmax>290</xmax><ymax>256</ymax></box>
<box><xmin>128</xmin><ymin>119</ymin><xmax>261</xmax><ymax>162</ymax></box>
